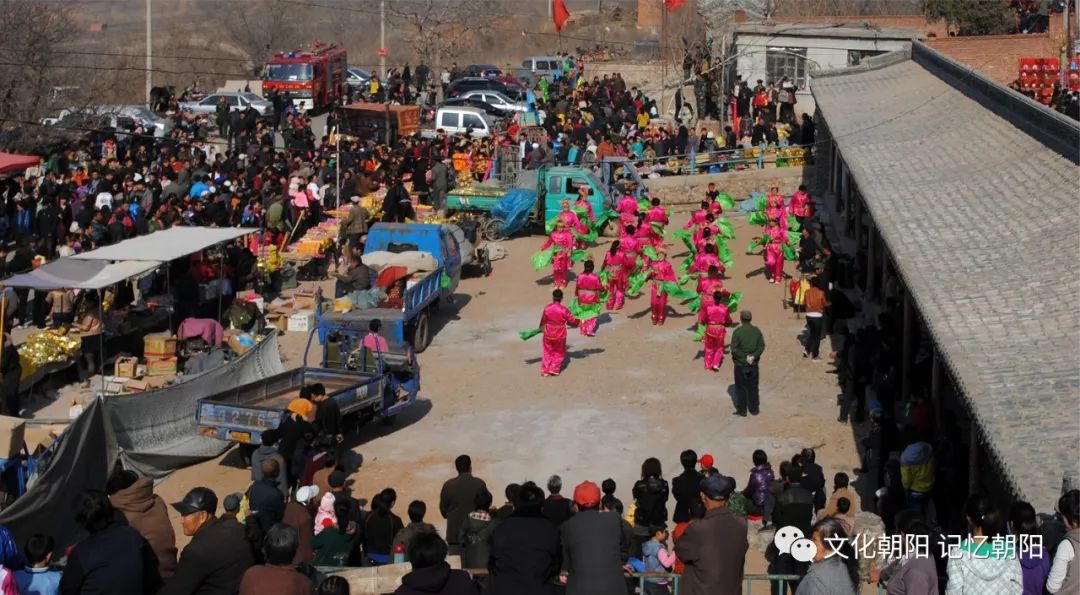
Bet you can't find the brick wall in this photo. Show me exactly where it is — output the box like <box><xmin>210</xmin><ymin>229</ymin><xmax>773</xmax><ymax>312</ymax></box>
<box><xmin>926</xmin><ymin>33</ymin><xmax>1062</xmax><ymax>85</ymax></box>
<box><xmin>645</xmin><ymin>165</ymin><xmax>811</xmax><ymax>210</ymax></box>
<box><xmin>638</xmin><ymin>0</ymin><xmax>661</xmax><ymax>27</ymax></box>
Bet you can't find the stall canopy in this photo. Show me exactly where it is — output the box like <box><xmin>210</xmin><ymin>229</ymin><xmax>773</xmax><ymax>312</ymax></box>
<box><xmin>72</xmin><ymin>227</ymin><xmax>258</xmax><ymax>262</ymax></box>
<box><xmin>2</xmin><ymin>258</ymin><xmax>159</xmax><ymax>290</ymax></box>
<box><xmin>0</xmin><ymin>152</ymin><xmax>41</xmax><ymax>176</ymax></box>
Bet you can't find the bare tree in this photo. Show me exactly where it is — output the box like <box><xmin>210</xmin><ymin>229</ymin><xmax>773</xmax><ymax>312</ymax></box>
<box><xmin>386</xmin><ymin>0</ymin><xmax>498</xmax><ymax>73</ymax></box>
<box><xmin>0</xmin><ymin>0</ymin><xmax>79</xmax><ymax>150</ymax></box>
<box><xmin>220</xmin><ymin>0</ymin><xmax>304</xmax><ymax>76</ymax></box>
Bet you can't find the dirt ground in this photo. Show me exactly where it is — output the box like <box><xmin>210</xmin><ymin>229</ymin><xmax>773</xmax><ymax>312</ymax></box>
<box><xmin>153</xmin><ymin>209</ymin><xmax>868</xmax><ymax>580</ymax></box>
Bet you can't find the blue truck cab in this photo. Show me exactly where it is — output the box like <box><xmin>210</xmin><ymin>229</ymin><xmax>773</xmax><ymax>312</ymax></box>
<box><xmin>317</xmin><ymin>223</ymin><xmax>461</xmax><ymax>352</ymax></box>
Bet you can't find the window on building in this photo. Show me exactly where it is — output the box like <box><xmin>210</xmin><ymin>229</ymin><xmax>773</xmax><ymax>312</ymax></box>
<box><xmin>766</xmin><ymin>47</ymin><xmax>809</xmax><ymax>89</ymax></box>
<box><xmin>848</xmin><ymin>50</ymin><xmax>885</xmax><ymax>67</ymax></box>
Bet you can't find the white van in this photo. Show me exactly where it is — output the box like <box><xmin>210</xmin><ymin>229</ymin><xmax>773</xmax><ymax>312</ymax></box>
<box><xmin>521</xmin><ymin>56</ymin><xmax>564</xmax><ymax>79</ymax></box>
<box><xmin>434</xmin><ymin>106</ymin><xmax>497</xmax><ymax>138</ymax></box>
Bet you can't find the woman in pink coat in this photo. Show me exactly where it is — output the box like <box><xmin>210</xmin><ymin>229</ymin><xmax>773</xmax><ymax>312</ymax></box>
<box><xmin>615</xmin><ymin>193</ymin><xmax>639</xmax><ymax>227</ymax></box>
<box><xmin>539</xmin><ymin>289</ymin><xmax>579</xmax><ymax>376</ymax></box>
<box><xmin>602</xmin><ymin>241</ymin><xmax>627</xmax><ymax>311</ymax></box>
<box><xmin>541</xmin><ymin>220</ymin><xmax>575</xmax><ymax>289</ymax></box>
<box><xmin>574</xmin><ymin>260</ymin><xmax>603</xmax><ymax>336</ymax></box>
<box><xmin>698</xmin><ymin>291</ymin><xmax>733</xmax><ymax>371</ymax></box>
<box><xmin>691</xmin><ymin>243</ymin><xmax>723</xmax><ymax>275</ymax></box>
<box><xmin>648</xmin><ymin>248</ymin><xmax>677</xmax><ymax>325</ymax></box>
<box><xmin>764</xmin><ymin>218</ymin><xmax>786</xmax><ymax>284</ymax></box>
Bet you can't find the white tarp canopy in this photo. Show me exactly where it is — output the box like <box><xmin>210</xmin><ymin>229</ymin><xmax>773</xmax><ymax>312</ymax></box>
<box><xmin>72</xmin><ymin>227</ymin><xmax>258</xmax><ymax>262</ymax></box>
<box><xmin>2</xmin><ymin>259</ymin><xmax>159</xmax><ymax>290</ymax></box>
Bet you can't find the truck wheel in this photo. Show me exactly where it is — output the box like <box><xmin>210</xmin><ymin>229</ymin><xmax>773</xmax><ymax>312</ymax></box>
<box><xmin>412</xmin><ymin>311</ymin><xmax>431</xmax><ymax>353</ymax></box>
<box><xmin>481</xmin><ymin>217</ymin><xmax>506</xmax><ymax>241</ymax></box>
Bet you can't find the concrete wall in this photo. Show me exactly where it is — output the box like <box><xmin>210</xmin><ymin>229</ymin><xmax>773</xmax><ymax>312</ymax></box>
<box><xmin>734</xmin><ymin>33</ymin><xmax>913</xmax><ymax>115</ymax></box>
<box><xmin>645</xmin><ymin>164</ymin><xmax>811</xmax><ymax>209</ymax></box>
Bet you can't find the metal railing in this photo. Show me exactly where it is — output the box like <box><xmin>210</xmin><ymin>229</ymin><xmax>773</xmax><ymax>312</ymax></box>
<box><xmin>626</xmin><ymin>571</ymin><xmax>885</xmax><ymax>595</ymax></box>
<box><xmin>623</xmin><ymin>143</ymin><xmax>814</xmax><ymax>177</ymax></box>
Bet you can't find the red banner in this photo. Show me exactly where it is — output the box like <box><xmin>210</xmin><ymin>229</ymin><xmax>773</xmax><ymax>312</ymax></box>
<box><xmin>553</xmin><ymin>0</ymin><xmax>570</xmax><ymax>32</ymax></box>
<box><xmin>665</xmin><ymin>0</ymin><xmax>687</xmax><ymax>10</ymax></box>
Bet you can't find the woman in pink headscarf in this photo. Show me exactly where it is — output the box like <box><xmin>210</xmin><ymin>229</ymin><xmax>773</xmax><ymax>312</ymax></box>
<box><xmin>763</xmin><ymin>217</ymin><xmax>787</xmax><ymax>284</ymax></box>
<box><xmin>539</xmin><ymin>289</ymin><xmax>579</xmax><ymax>376</ymax></box>
<box><xmin>698</xmin><ymin>290</ymin><xmax>733</xmax><ymax>371</ymax></box>
<box><xmin>540</xmin><ymin>219</ymin><xmax>575</xmax><ymax>289</ymax></box>
<box><xmin>648</xmin><ymin>248</ymin><xmax>676</xmax><ymax>325</ymax></box>
<box><xmin>574</xmin><ymin>260</ymin><xmax>603</xmax><ymax>336</ymax></box>
<box><xmin>602</xmin><ymin>241</ymin><xmax>626</xmax><ymax>311</ymax></box>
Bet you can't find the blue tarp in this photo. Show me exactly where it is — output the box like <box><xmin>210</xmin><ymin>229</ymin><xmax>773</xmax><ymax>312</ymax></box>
<box><xmin>492</xmin><ymin>188</ymin><xmax>538</xmax><ymax>236</ymax></box>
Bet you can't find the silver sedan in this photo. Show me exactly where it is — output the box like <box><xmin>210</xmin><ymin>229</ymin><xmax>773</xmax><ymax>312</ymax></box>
<box><xmin>179</xmin><ymin>92</ymin><xmax>273</xmax><ymax>116</ymax></box>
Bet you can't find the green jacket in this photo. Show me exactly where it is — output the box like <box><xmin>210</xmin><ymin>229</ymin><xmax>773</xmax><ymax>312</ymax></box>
<box><xmin>730</xmin><ymin>323</ymin><xmax>765</xmax><ymax>365</ymax></box>
<box><xmin>266</xmin><ymin>202</ymin><xmax>286</xmax><ymax>232</ymax></box>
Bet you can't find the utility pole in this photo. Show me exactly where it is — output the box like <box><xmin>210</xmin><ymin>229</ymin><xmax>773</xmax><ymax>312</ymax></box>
<box><xmin>381</xmin><ymin>0</ymin><xmax>389</xmax><ymax>145</ymax></box>
<box><xmin>145</xmin><ymin>0</ymin><xmax>152</xmax><ymax>108</ymax></box>
<box><xmin>660</xmin><ymin>0</ymin><xmax>667</xmax><ymax>116</ymax></box>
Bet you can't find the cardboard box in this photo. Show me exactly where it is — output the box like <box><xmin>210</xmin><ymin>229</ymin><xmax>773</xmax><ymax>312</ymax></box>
<box><xmin>0</xmin><ymin>416</ymin><xmax>25</xmax><ymax>459</ymax></box>
<box><xmin>126</xmin><ymin>376</ymin><xmax>172</xmax><ymax>392</ymax></box>
<box><xmin>287</xmin><ymin>311</ymin><xmax>315</xmax><ymax>332</ymax></box>
<box><xmin>225</xmin><ymin>330</ymin><xmax>255</xmax><ymax>355</ymax></box>
<box><xmin>144</xmin><ymin>333</ymin><xmax>177</xmax><ymax>358</ymax></box>
<box><xmin>266</xmin><ymin>313</ymin><xmax>289</xmax><ymax>332</ymax></box>
<box><xmin>146</xmin><ymin>356</ymin><xmax>177</xmax><ymax>377</ymax></box>
<box><xmin>102</xmin><ymin>376</ymin><xmax>129</xmax><ymax>394</ymax></box>
<box><xmin>114</xmin><ymin>356</ymin><xmax>139</xmax><ymax>379</ymax></box>
<box><xmin>292</xmin><ymin>295</ymin><xmax>315</xmax><ymax>311</ymax></box>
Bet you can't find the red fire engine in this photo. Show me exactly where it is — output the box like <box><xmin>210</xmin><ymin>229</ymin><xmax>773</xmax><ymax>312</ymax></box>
<box><xmin>263</xmin><ymin>42</ymin><xmax>348</xmax><ymax>110</ymax></box>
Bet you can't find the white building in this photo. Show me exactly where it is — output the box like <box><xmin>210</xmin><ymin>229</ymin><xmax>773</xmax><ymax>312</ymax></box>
<box><xmin>731</xmin><ymin>22</ymin><xmax>918</xmax><ymax>114</ymax></box>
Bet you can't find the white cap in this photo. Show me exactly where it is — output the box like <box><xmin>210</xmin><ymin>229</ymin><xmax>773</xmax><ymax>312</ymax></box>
<box><xmin>296</xmin><ymin>485</ymin><xmax>320</xmax><ymax>504</ymax></box>
<box><xmin>350</xmin><ymin>195</ymin><xmax>361</xmax><ymax>203</ymax></box>
<box><xmin>133</xmin><ymin>173</ymin><xmax>143</xmax><ymax>182</ymax></box>
<box><xmin>531</xmin><ymin>142</ymin><xmax>539</xmax><ymax>149</ymax></box>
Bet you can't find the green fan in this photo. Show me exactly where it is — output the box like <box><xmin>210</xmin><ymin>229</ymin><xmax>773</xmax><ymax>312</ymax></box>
<box><xmin>545</xmin><ymin>217</ymin><xmax>558</xmax><ymax>234</ymax></box>
<box><xmin>747</xmin><ymin>211</ymin><xmax>767</xmax><ymax>226</ymax></box>
<box><xmin>755</xmin><ymin>194</ymin><xmax>767</xmax><ymax>211</ymax></box>
<box><xmin>637</xmin><ymin>198</ymin><xmax>650</xmax><ymax>211</ymax></box>
<box><xmin>679</xmin><ymin>257</ymin><xmax>692</xmax><ymax>274</ymax></box>
<box><xmin>787</xmin><ymin>230</ymin><xmax>801</xmax><ymax>246</ymax></box>
<box><xmin>573</xmin><ymin>206</ymin><xmax>590</xmax><ymax>219</ymax></box>
<box><xmin>627</xmin><ymin>270</ymin><xmax>649</xmax><ymax>296</ymax></box>
<box><xmin>599</xmin><ymin>269</ymin><xmax>610</xmax><ymax>285</ymax></box>
<box><xmin>532</xmin><ymin>248</ymin><xmax>555</xmax><ymax>271</ymax></box>
<box><xmin>715</xmin><ymin>217</ymin><xmax>735</xmax><ymax>240</ymax></box>
<box><xmin>594</xmin><ymin>210</ymin><xmax>619</xmax><ymax>233</ymax></box>
<box><xmin>726</xmin><ymin>291</ymin><xmax>743</xmax><ymax>312</ymax></box>
<box><xmin>660</xmin><ymin>281</ymin><xmax>696</xmax><ymax>300</ymax></box>
<box><xmin>693</xmin><ymin>324</ymin><xmax>706</xmax><ymax>342</ymax></box>
<box><xmin>571</xmin><ymin>249</ymin><xmax>589</xmax><ymax>263</ymax></box>
<box><xmin>677</xmin><ymin>272</ymin><xmax>699</xmax><ymax>286</ymax></box>
<box><xmin>787</xmin><ymin>214</ymin><xmax>801</xmax><ymax>232</ymax></box>
<box><xmin>782</xmin><ymin>243</ymin><xmax>797</xmax><ymax>262</ymax></box>
<box><xmin>687</xmin><ymin>294</ymin><xmax>702</xmax><ymax>314</ymax></box>
<box><xmin>570</xmin><ymin>299</ymin><xmax>602</xmax><ymax>321</ymax></box>
<box><xmin>650</xmin><ymin>221</ymin><xmax>665</xmax><ymax>235</ymax></box>
<box><xmin>717</xmin><ymin>193</ymin><xmax>736</xmax><ymax>210</ymax></box>
<box><xmin>642</xmin><ymin>245</ymin><xmax>660</xmax><ymax>261</ymax></box>
<box><xmin>519</xmin><ymin>328</ymin><xmax>543</xmax><ymax>341</ymax></box>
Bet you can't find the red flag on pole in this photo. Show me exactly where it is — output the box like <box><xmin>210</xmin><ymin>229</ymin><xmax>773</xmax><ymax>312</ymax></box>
<box><xmin>664</xmin><ymin>0</ymin><xmax>687</xmax><ymax>10</ymax></box>
<box><xmin>552</xmin><ymin>0</ymin><xmax>570</xmax><ymax>32</ymax></box>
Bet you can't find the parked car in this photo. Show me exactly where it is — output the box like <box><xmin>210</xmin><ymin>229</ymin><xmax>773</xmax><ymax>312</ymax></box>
<box><xmin>446</xmin><ymin>77</ymin><xmax>523</xmax><ymax>101</ymax></box>
<box><xmin>458</xmin><ymin>89</ymin><xmax>527</xmax><ymax>113</ymax></box>
<box><xmin>461</xmin><ymin>64</ymin><xmax>502</xmax><ymax>78</ymax></box>
<box><xmin>346</xmin><ymin>67</ymin><xmax>371</xmax><ymax>88</ymax></box>
<box><xmin>48</xmin><ymin>105</ymin><xmax>173</xmax><ymax>138</ymax></box>
<box><xmin>433</xmin><ymin>106</ymin><xmax>498</xmax><ymax>138</ymax></box>
<box><xmin>179</xmin><ymin>92</ymin><xmax>273</xmax><ymax>116</ymax></box>
<box><xmin>519</xmin><ymin>56</ymin><xmax>563</xmax><ymax>80</ymax></box>
<box><xmin>439</xmin><ymin>97</ymin><xmax>511</xmax><ymax>119</ymax></box>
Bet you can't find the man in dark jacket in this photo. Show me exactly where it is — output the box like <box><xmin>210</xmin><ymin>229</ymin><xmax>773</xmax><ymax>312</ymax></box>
<box><xmin>161</xmin><ymin>487</ymin><xmax>255</xmax><ymax>595</ymax></box>
<box><xmin>540</xmin><ymin>475</ymin><xmax>573</xmax><ymax>527</ymax></box>
<box><xmin>60</xmin><ymin>489</ymin><xmax>162</xmax><ymax>595</ymax></box>
<box><xmin>428</xmin><ymin>157</ymin><xmax>449</xmax><ymax>217</ymax></box>
<box><xmin>674</xmin><ymin>474</ymin><xmax>748</xmax><ymax>595</ymax></box>
<box><xmin>247</xmin><ymin>459</ymin><xmax>286</xmax><ymax>531</ymax></box>
<box><xmin>767</xmin><ymin>463</ymin><xmax>814</xmax><ymax>594</ymax></box>
<box><xmin>671</xmin><ymin>449</ymin><xmax>703</xmax><ymax>524</ymax></box>
<box><xmin>799</xmin><ymin>448</ymin><xmax>827</xmax><ymax>512</ymax></box>
<box><xmin>394</xmin><ymin>532</ymin><xmax>478</xmax><ymax>595</ymax></box>
<box><xmin>439</xmin><ymin>455</ymin><xmax>487</xmax><ymax>555</ymax></box>
<box><xmin>559</xmin><ymin>481</ymin><xmax>628</xmax><ymax>595</ymax></box>
<box><xmin>488</xmin><ymin>483</ymin><xmax>561</xmax><ymax>595</ymax></box>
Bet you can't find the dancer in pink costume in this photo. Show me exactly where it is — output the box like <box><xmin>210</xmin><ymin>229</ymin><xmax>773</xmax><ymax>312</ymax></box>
<box><xmin>684</xmin><ymin>200</ymin><xmax>709</xmax><ymax>230</ymax></box>
<box><xmin>540</xmin><ymin>289</ymin><xmax>579</xmax><ymax>376</ymax></box>
<box><xmin>556</xmin><ymin>200</ymin><xmax>587</xmax><ymax>235</ymax></box>
<box><xmin>698</xmin><ymin>291</ymin><xmax>733</xmax><ymax>371</ymax></box>
<box><xmin>691</xmin><ymin>243</ymin><xmax>723</xmax><ymax>275</ymax></box>
<box><xmin>763</xmin><ymin>217</ymin><xmax>786</xmax><ymax>284</ymax></box>
<box><xmin>573</xmin><ymin>185</ymin><xmax>595</xmax><ymax>224</ymax></box>
<box><xmin>602</xmin><ymin>241</ymin><xmax>627</xmax><ymax>311</ymax></box>
<box><xmin>696</xmin><ymin>265</ymin><xmax>726</xmax><ymax>302</ymax></box>
<box><xmin>540</xmin><ymin>219</ymin><xmax>575</xmax><ymax>289</ymax></box>
<box><xmin>648</xmin><ymin>248</ymin><xmax>677</xmax><ymax>325</ymax></box>
<box><xmin>618</xmin><ymin>225</ymin><xmax>642</xmax><ymax>275</ymax></box>
<box><xmin>788</xmin><ymin>184</ymin><xmax>812</xmax><ymax>225</ymax></box>
<box><xmin>574</xmin><ymin>260</ymin><xmax>603</xmax><ymax>336</ymax></box>
<box><xmin>615</xmin><ymin>193</ymin><xmax>639</xmax><ymax>227</ymax></box>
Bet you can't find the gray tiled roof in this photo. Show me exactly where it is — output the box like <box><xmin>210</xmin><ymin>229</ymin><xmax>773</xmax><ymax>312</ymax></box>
<box><xmin>811</xmin><ymin>50</ymin><xmax>1080</xmax><ymax>511</ymax></box>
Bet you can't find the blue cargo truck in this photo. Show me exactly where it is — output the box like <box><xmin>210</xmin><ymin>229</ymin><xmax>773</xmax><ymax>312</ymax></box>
<box><xmin>316</xmin><ymin>222</ymin><xmax>462</xmax><ymax>352</ymax></box>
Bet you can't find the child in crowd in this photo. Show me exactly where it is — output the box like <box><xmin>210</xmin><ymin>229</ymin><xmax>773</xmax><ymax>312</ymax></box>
<box><xmin>641</xmin><ymin>525</ymin><xmax>676</xmax><ymax>595</ymax></box>
<box><xmin>14</xmin><ymin>533</ymin><xmax>60</xmax><ymax>595</ymax></box>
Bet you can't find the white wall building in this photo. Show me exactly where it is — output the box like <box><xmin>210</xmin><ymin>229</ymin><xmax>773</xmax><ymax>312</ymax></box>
<box><xmin>732</xmin><ymin>22</ymin><xmax>918</xmax><ymax>114</ymax></box>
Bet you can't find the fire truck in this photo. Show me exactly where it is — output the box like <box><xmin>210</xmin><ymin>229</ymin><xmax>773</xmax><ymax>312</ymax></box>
<box><xmin>263</xmin><ymin>42</ymin><xmax>348</xmax><ymax>110</ymax></box>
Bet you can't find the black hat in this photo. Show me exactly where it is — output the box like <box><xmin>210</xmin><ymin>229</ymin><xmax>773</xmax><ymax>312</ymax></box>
<box><xmin>171</xmin><ymin>487</ymin><xmax>218</xmax><ymax>516</ymax></box>
<box><xmin>328</xmin><ymin>470</ymin><xmax>347</xmax><ymax>488</ymax></box>
<box><xmin>700</xmin><ymin>474</ymin><xmax>736</xmax><ymax>501</ymax></box>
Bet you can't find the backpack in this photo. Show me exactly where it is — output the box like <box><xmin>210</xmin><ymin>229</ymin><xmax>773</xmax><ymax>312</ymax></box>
<box><xmin>446</xmin><ymin>166</ymin><xmax>458</xmax><ymax>191</ymax></box>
